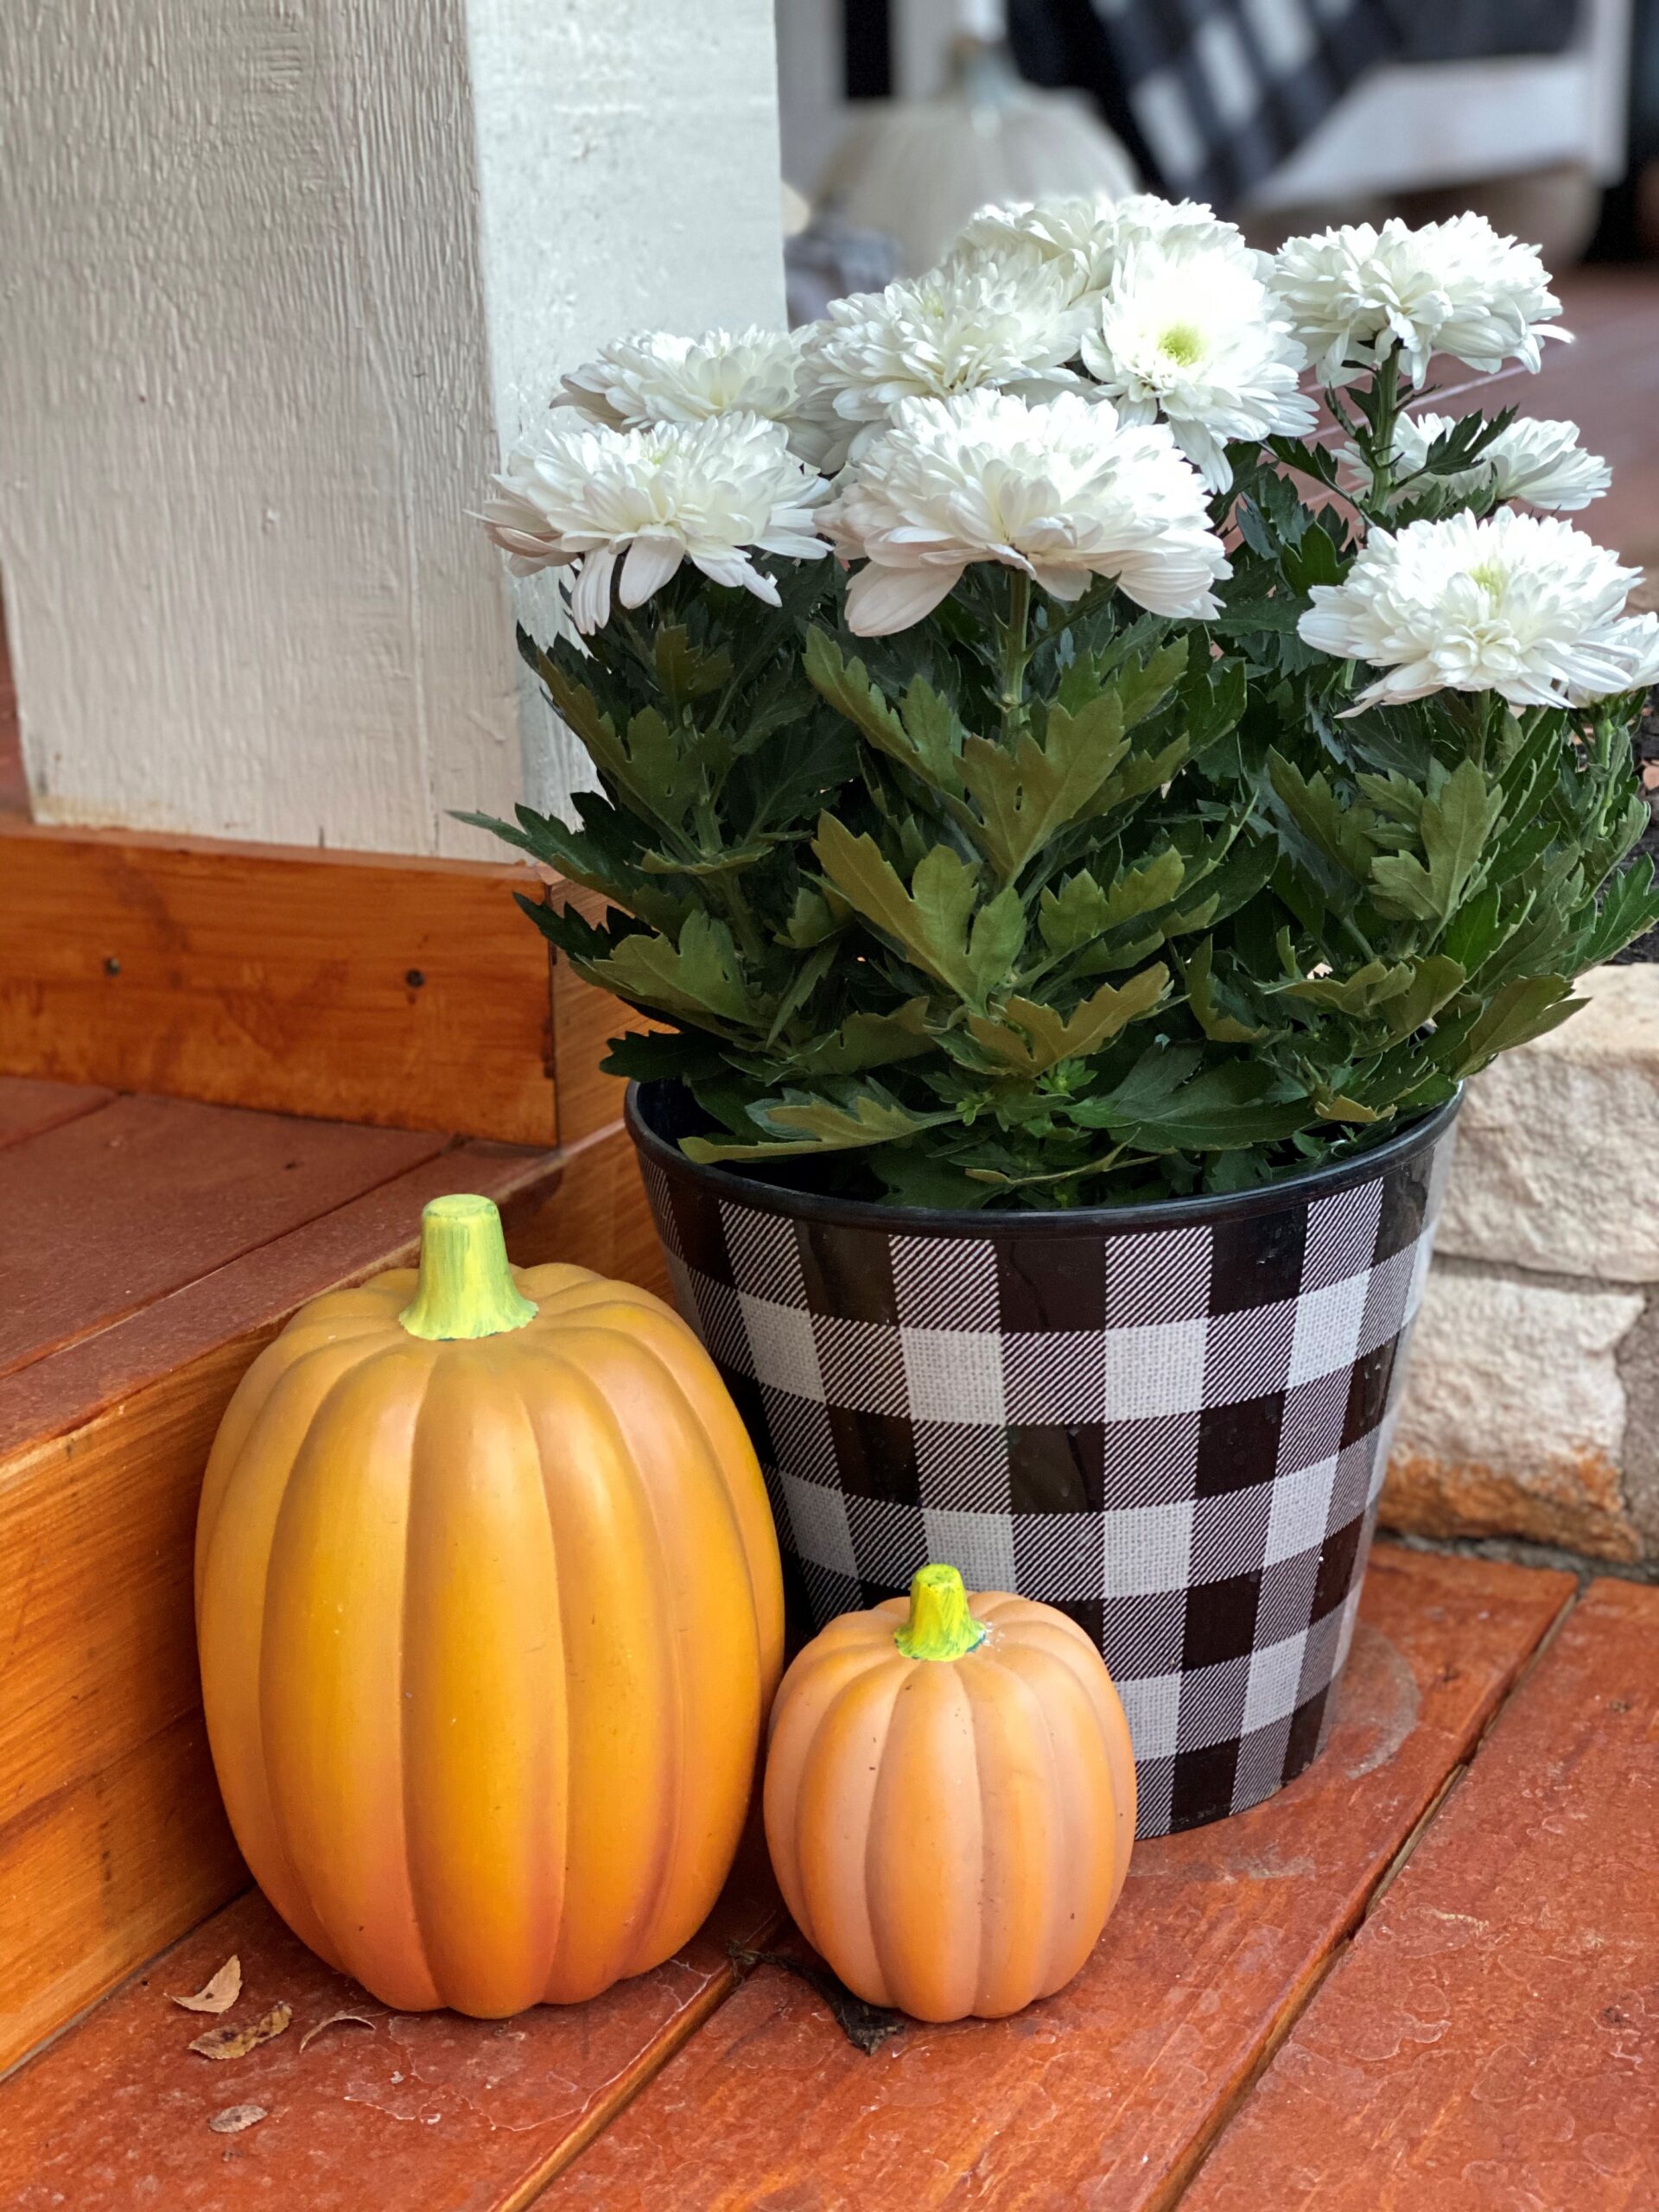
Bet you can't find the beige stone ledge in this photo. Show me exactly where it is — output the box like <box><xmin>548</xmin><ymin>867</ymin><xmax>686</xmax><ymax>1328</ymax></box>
<box><xmin>1383</xmin><ymin>1255</ymin><xmax>1648</xmax><ymax>1561</ymax></box>
<box><xmin>1437</xmin><ymin>963</ymin><xmax>1659</xmax><ymax>1286</ymax></box>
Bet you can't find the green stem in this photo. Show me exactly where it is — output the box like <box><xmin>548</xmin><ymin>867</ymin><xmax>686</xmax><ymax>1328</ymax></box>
<box><xmin>893</xmin><ymin>1564</ymin><xmax>988</xmax><ymax>1662</ymax></box>
<box><xmin>716</xmin><ymin>871</ymin><xmax>770</xmax><ymax>972</ymax></box>
<box><xmin>1366</xmin><ymin>349</ymin><xmax>1402</xmax><ymax>512</ymax></box>
<box><xmin>997</xmin><ymin>569</ymin><xmax>1033</xmax><ymax>747</ymax></box>
<box><xmin>398</xmin><ymin>1195</ymin><xmax>538</xmax><ymax>1341</ymax></box>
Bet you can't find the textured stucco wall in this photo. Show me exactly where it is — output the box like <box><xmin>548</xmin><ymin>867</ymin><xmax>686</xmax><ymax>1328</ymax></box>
<box><xmin>0</xmin><ymin>0</ymin><xmax>785</xmax><ymax>853</ymax></box>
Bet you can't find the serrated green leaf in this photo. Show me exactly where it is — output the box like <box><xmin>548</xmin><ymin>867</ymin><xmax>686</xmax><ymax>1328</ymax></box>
<box><xmin>1385</xmin><ymin>953</ymin><xmax>1467</xmax><ymax>1038</ymax></box>
<box><xmin>1441</xmin><ymin>884</ymin><xmax>1503</xmax><ymax>971</ymax></box>
<box><xmin>1268</xmin><ymin>752</ymin><xmax>1377</xmax><ymax>881</ymax></box>
<box><xmin>1181</xmin><ymin>938</ymin><xmax>1263</xmax><ymax>1041</ymax></box>
<box><xmin>1453</xmin><ymin>975</ymin><xmax>1580</xmax><ymax>1071</ymax></box>
<box><xmin>1038</xmin><ymin>850</ymin><xmax>1188</xmax><ymax>956</ymax></box>
<box><xmin>1095</xmin><ymin>730</ymin><xmax>1191</xmax><ymax>812</ymax></box>
<box><xmin>652</xmin><ymin>624</ymin><xmax>732</xmax><ymax>705</ymax></box>
<box><xmin>1109</xmin><ymin>639</ymin><xmax>1191</xmax><ymax>730</ymax></box>
<box><xmin>1354</xmin><ymin>769</ymin><xmax>1426</xmax><ymax>827</ymax></box>
<box><xmin>804</xmin><ymin>630</ymin><xmax>964</xmax><ymax>795</ymax></box>
<box><xmin>1313</xmin><ymin>1091</ymin><xmax>1386</xmax><ymax>1122</ymax></box>
<box><xmin>588</xmin><ymin>910</ymin><xmax>766</xmax><ymax>1030</ymax></box>
<box><xmin>1287</xmin><ymin>958</ymin><xmax>1414</xmax><ymax>1014</ymax></box>
<box><xmin>968</xmin><ymin>963</ymin><xmax>1169</xmax><ymax>1074</ymax></box>
<box><xmin>682</xmin><ymin>1083</ymin><xmax>951</xmax><ymax>1162</ymax></box>
<box><xmin>780</xmin><ymin>886</ymin><xmax>842</xmax><ymax>949</ymax></box>
<box><xmin>1282</xmin><ymin>524</ymin><xmax>1343</xmax><ymax>592</ymax></box>
<box><xmin>1090</xmin><ymin>1060</ymin><xmax>1312</xmax><ymax>1151</ymax></box>
<box><xmin>1578</xmin><ymin>857</ymin><xmax>1659</xmax><ymax>968</ymax></box>
<box><xmin>960</xmin><ymin>697</ymin><xmax>1129</xmax><ymax>880</ymax></box>
<box><xmin>1370</xmin><ymin>760</ymin><xmax>1502</xmax><ymax>924</ymax></box>
<box><xmin>1081</xmin><ymin>1041</ymin><xmax>1205</xmax><ymax>1122</ymax></box>
<box><xmin>969</xmin><ymin>886</ymin><xmax>1028</xmax><ymax>993</ymax></box>
<box><xmin>795</xmin><ymin>999</ymin><xmax>935</xmax><ymax>1075</ymax></box>
<box><xmin>812</xmin><ymin>816</ymin><xmax>1022</xmax><ymax>1005</ymax></box>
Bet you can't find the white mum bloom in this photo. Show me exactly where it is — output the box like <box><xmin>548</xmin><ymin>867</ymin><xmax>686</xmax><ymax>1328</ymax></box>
<box><xmin>555</xmin><ymin>327</ymin><xmax>808</xmax><ymax>436</ymax></box>
<box><xmin>1298</xmin><ymin>508</ymin><xmax>1659</xmax><ymax>710</ymax></box>
<box><xmin>1079</xmin><ymin>245</ymin><xmax>1315</xmax><ymax>492</ymax></box>
<box><xmin>480</xmin><ymin>412</ymin><xmax>828</xmax><ymax>633</ymax></box>
<box><xmin>820</xmin><ymin>387</ymin><xmax>1230</xmax><ymax>637</ymax></box>
<box><xmin>948</xmin><ymin>194</ymin><xmax>1123</xmax><ymax>309</ymax></box>
<box><xmin>797</xmin><ymin>260</ymin><xmax>1082</xmax><ymax>471</ymax></box>
<box><xmin>948</xmin><ymin>192</ymin><xmax>1254</xmax><ymax>314</ymax></box>
<box><xmin>1338</xmin><ymin>412</ymin><xmax>1611</xmax><ymax>513</ymax></box>
<box><xmin>1270</xmin><ymin>213</ymin><xmax>1565</xmax><ymax>387</ymax></box>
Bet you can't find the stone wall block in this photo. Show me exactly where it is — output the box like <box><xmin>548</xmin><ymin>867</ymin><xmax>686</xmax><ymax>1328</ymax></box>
<box><xmin>1437</xmin><ymin>966</ymin><xmax>1659</xmax><ymax>1284</ymax></box>
<box><xmin>1384</xmin><ymin>1257</ymin><xmax>1647</xmax><ymax>1560</ymax></box>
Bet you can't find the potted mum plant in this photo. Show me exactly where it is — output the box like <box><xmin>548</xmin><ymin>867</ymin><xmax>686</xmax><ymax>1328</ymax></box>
<box><xmin>471</xmin><ymin>200</ymin><xmax>1659</xmax><ymax>1833</ymax></box>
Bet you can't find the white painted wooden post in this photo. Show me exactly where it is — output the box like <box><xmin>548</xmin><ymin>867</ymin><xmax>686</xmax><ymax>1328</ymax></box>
<box><xmin>0</xmin><ymin>0</ymin><xmax>785</xmax><ymax>854</ymax></box>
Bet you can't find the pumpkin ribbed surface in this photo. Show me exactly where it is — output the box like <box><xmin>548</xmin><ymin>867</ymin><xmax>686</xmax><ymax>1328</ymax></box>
<box><xmin>763</xmin><ymin>1576</ymin><xmax>1136</xmax><ymax>2022</ymax></box>
<box><xmin>196</xmin><ymin>1252</ymin><xmax>783</xmax><ymax>2016</ymax></box>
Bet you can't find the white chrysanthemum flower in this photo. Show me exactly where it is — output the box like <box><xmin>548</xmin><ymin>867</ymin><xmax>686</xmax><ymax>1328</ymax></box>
<box><xmin>554</xmin><ymin>327</ymin><xmax>807</xmax><ymax>437</ymax></box>
<box><xmin>1078</xmin><ymin>245</ymin><xmax>1315</xmax><ymax>491</ymax></box>
<box><xmin>1270</xmin><ymin>213</ymin><xmax>1565</xmax><ymax>387</ymax></box>
<box><xmin>1299</xmin><ymin>507</ymin><xmax>1659</xmax><ymax>709</ymax></box>
<box><xmin>1338</xmin><ymin>412</ymin><xmax>1611</xmax><ymax>513</ymax></box>
<box><xmin>797</xmin><ymin>260</ymin><xmax>1082</xmax><ymax>471</ymax></box>
<box><xmin>948</xmin><ymin>192</ymin><xmax>1254</xmax><ymax>313</ymax></box>
<box><xmin>480</xmin><ymin>412</ymin><xmax>828</xmax><ymax>633</ymax></box>
<box><xmin>948</xmin><ymin>194</ymin><xmax>1123</xmax><ymax>309</ymax></box>
<box><xmin>820</xmin><ymin>387</ymin><xmax>1230</xmax><ymax>637</ymax></box>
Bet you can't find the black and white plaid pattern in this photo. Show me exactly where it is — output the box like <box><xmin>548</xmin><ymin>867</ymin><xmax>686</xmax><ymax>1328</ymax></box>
<box><xmin>631</xmin><ymin>1089</ymin><xmax>1457</xmax><ymax>1835</ymax></box>
<box><xmin>1083</xmin><ymin>0</ymin><xmax>1403</xmax><ymax>205</ymax></box>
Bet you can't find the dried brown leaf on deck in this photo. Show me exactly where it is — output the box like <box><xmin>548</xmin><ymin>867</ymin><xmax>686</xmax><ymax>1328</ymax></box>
<box><xmin>299</xmin><ymin>2008</ymin><xmax>378</xmax><ymax>2053</ymax></box>
<box><xmin>168</xmin><ymin>1956</ymin><xmax>242</xmax><ymax>2015</ymax></box>
<box><xmin>207</xmin><ymin>2103</ymin><xmax>269</xmax><ymax>2135</ymax></box>
<box><xmin>189</xmin><ymin>2001</ymin><xmax>292</xmax><ymax>2061</ymax></box>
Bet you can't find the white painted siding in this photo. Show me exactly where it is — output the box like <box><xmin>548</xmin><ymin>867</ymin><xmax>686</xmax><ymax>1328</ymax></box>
<box><xmin>0</xmin><ymin>0</ymin><xmax>785</xmax><ymax>852</ymax></box>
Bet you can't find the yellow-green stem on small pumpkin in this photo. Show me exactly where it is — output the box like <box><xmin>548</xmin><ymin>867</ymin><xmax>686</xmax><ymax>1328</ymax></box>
<box><xmin>893</xmin><ymin>1563</ymin><xmax>988</xmax><ymax>1662</ymax></box>
<box><xmin>398</xmin><ymin>1194</ymin><xmax>538</xmax><ymax>1341</ymax></box>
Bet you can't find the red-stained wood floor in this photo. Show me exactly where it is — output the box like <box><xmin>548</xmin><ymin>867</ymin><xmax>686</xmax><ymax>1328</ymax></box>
<box><xmin>10</xmin><ymin>1543</ymin><xmax>1655</xmax><ymax>2212</ymax></box>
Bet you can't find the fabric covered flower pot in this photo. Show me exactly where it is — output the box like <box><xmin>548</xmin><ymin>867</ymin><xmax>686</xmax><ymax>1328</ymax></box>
<box><xmin>631</xmin><ymin>1081</ymin><xmax>1459</xmax><ymax>1835</ymax></box>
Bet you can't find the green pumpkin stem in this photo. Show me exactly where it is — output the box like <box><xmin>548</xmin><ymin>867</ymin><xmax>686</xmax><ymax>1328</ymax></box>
<box><xmin>893</xmin><ymin>1564</ymin><xmax>988</xmax><ymax>1662</ymax></box>
<box><xmin>398</xmin><ymin>1194</ymin><xmax>538</xmax><ymax>1341</ymax></box>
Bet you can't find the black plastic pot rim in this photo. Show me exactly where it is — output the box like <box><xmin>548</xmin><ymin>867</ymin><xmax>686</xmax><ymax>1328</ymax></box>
<box><xmin>624</xmin><ymin>1080</ymin><xmax>1463</xmax><ymax>1239</ymax></box>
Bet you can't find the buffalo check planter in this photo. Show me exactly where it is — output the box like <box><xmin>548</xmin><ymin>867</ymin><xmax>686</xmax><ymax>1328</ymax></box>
<box><xmin>629</xmin><ymin>1083</ymin><xmax>1460</xmax><ymax>1834</ymax></box>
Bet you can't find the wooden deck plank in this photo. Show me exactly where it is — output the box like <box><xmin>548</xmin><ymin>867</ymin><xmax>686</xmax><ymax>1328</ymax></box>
<box><xmin>0</xmin><ymin>1093</ymin><xmax>447</xmax><ymax>1381</ymax></box>
<box><xmin>540</xmin><ymin>1548</ymin><xmax>1573</xmax><ymax>2212</ymax></box>
<box><xmin>0</xmin><ymin>822</ymin><xmax>557</xmax><ymax>1146</ymax></box>
<box><xmin>0</xmin><ymin>1123</ymin><xmax>658</xmax><ymax>1465</ymax></box>
<box><xmin>1179</xmin><ymin>1576</ymin><xmax>1659</xmax><ymax>2212</ymax></box>
<box><xmin>0</xmin><ymin>1856</ymin><xmax>781</xmax><ymax>2211</ymax></box>
<box><xmin>0</xmin><ymin>1077</ymin><xmax>112</xmax><ymax>1150</ymax></box>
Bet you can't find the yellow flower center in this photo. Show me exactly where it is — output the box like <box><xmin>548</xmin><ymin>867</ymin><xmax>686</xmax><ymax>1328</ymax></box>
<box><xmin>1158</xmin><ymin>322</ymin><xmax>1205</xmax><ymax>368</ymax></box>
<box><xmin>1468</xmin><ymin>558</ymin><xmax>1508</xmax><ymax>599</ymax></box>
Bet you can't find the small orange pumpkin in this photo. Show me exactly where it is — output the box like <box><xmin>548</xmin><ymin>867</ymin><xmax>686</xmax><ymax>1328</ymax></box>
<box><xmin>196</xmin><ymin>1193</ymin><xmax>783</xmax><ymax>2016</ymax></box>
<box><xmin>763</xmin><ymin>1564</ymin><xmax>1136</xmax><ymax>2022</ymax></box>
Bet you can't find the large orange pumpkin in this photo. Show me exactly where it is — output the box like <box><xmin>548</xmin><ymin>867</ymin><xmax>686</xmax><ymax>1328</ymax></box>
<box><xmin>195</xmin><ymin>1193</ymin><xmax>783</xmax><ymax>2015</ymax></box>
<box><xmin>764</xmin><ymin>1564</ymin><xmax>1135</xmax><ymax>2022</ymax></box>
